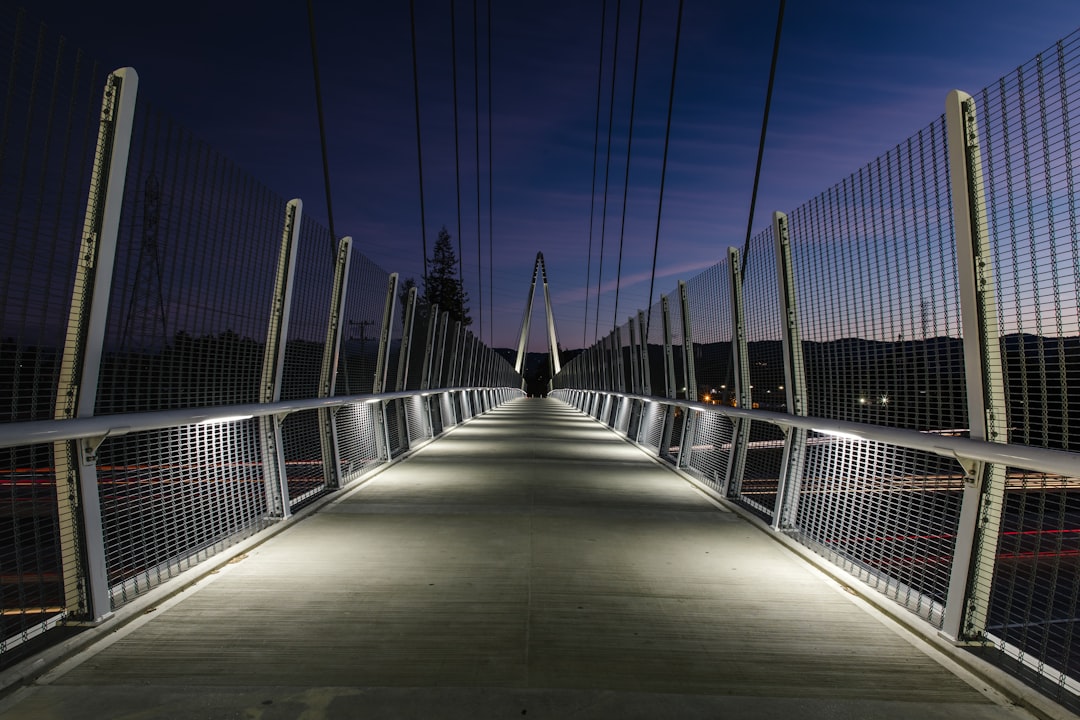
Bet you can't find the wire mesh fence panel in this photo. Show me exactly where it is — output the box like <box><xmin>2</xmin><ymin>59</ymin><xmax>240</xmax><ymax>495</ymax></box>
<box><xmin>280</xmin><ymin>214</ymin><xmax>334</xmax><ymax>403</ymax></box>
<box><xmin>666</xmin><ymin>408</ymin><xmax>685</xmax><ymax>462</ymax></box>
<box><xmin>964</xmin><ymin>31</ymin><xmax>1080</xmax><ymax>702</ymax></box>
<box><xmin>404</xmin><ymin>395</ymin><xmax>429</xmax><ymax>445</ymax></box>
<box><xmin>627</xmin><ymin>399</ymin><xmax>643</xmax><ymax>442</ymax></box>
<box><xmin>741</xmin><ymin>226</ymin><xmax>786</xmax><ymax>412</ymax></box>
<box><xmin>96</xmin><ymin>419</ymin><xmax>271</xmax><ymax>608</ymax></box>
<box><xmin>0</xmin><ymin>16</ymin><xmax>99</xmax><ymax>424</ymax></box>
<box><xmin>334</xmin><ymin>402</ymin><xmax>382</xmax><ymax>483</ymax></box>
<box><xmin>274</xmin><ymin>215</ymin><xmax>335</xmax><ymax>507</ymax></box>
<box><xmin>405</xmin><ymin>302</ymin><xmax>433</xmax><ymax>392</ymax></box>
<box><xmin>96</xmin><ymin>101</ymin><xmax>285</xmax><ymax>415</ymax></box>
<box><xmin>384</xmin><ymin>400</ymin><xmax>405</xmax><ymax>457</ymax></box>
<box><xmin>976</xmin><ymin>32</ymin><xmax>1080</xmax><ymax>453</ymax></box>
<box><xmin>281</xmin><ymin>410</ymin><xmax>326</xmax><ymax>509</ymax></box>
<box><xmin>644</xmin><ymin>297</ymin><xmax>667</xmax><ymax>397</ymax></box>
<box><xmin>686</xmin><ymin>262</ymin><xmax>734</xmax><ymax>408</ymax></box>
<box><xmin>792</xmin><ymin>433</ymin><xmax>963</xmax><ymax>626</ymax></box>
<box><xmin>428</xmin><ymin>396</ymin><xmax>444</xmax><ymax>436</ymax></box>
<box><xmin>337</xmin><ymin>253</ymin><xmax>390</xmax><ymax>397</ymax></box>
<box><xmin>383</xmin><ymin>290</ymin><xmax>404</xmax><ymax>395</ymax></box>
<box><xmin>788</xmin><ymin>118</ymin><xmax>965</xmax><ymax>431</ymax></box>
<box><xmin>733</xmin><ymin>421</ymin><xmax>785</xmax><ymax>521</ymax></box>
<box><xmin>434</xmin><ymin>326</ymin><xmax>455</xmax><ymax>392</ymax></box>
<box><xmin>0</xmin><ymin>442</ymin><xmax>67</xmax><ymax>661</ymax></box>
<box><xmin>642</xmin><ymin>403</ymin><xmax>665</xmax><ymax>451</ymax></box>
<box><xmin>613</xmin><ymin>397</ymin><xmax>630</xmax><ymax>434</ymax></box>
<box><xmin>0</xmin><ymin>14</ymin><xmax>102</xmax><ymax>660</ymax></box>
<box><xmin>980</xmin><ymin>469</ymin><xmax>1080</xmax><ymax>701</ymax></box>
<box><xmin>684</xmin><ymin>411</ymin><xmax>734</xmax><ymax>493</ymax></box>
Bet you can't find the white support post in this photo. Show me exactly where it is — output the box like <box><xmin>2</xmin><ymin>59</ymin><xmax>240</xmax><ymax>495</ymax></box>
<box><xmin>318</xmin><ymin>236</ymin><xmax>352</xmax><ymax>489</ymax></box>
<box><xmin>772</xmin><ymin>212</ymin><xmax>809</xmax><ymax>529</ymax></box>
<box><xmin>258</xmin><ymin>199</ymin><xmax>302</xmax><ymax>519</ymax></box>
<box><xmin>660</xmin><ymin>295</ymin><xmax>678</xmax><ymax>457</ymax></box>
<box><xmin>596</xmin><ymin>343</ymin><xmax>604</xmax><ymax>393</ymax></box>
<box><xmin>601</xmin><ymin>335</ymin><xmax>614</xmax><ymax>421</ymax></box>
<box><xmin>395</xmin><ymin>285</ymin><xmax>417</xmax><ymax>393</ymax></box>
<box><xmin>447</xmin><ymin>319</ymin><xmax>463</xmax><ymax>424</ymax></box>
<box><xmin>616</xmin><ymin>326</ymin><xmax>627</xmax><ymax>393</ymax></box>
<box><xmin>372</xmin><ymin>273</ymin><xmax>399</xmax><ymax>461</ymax></box>
<box><xmin>609</xmin><ymin>334</ymin><xmax>617</xmax><ymax>395</ymax></box>
<box><xmin>677</xmin><ymin>281</ymin><xmax>698</xmax><ymax>468</ymax></box>
<box><xmin>394</xmin><ymin>285</ymin><xmax>418</xmax><ymax>449</ymax></box>
<box><xmin>52</xmin><ymin>67</ymin><xmax>138</xmax><ymax>621</ymax></box>
<box><xmin>461</xmin><ymin>332</ymin><xmax>473</xmax><ymax>387</ymax></box>
<box><xmin>627</xmin><ymin>316</ymin><xmax>641</xmax><ymax>395</ymax></box>
<box><xmin>449</xmin><ymin>324</ymin><xmax>463</xmax><ymax>387</ymax></box>
<box><xmin>942</xmin><ymin>90</ymin><xmax>1010</xmax><ymax>642</ymax></box>
<box><xmin>420</xmin><ymin>303</ymin><xmax>440</xmax><ymax>434</ymax></box>
<box><xmin>661</xmin><ymin>295</ymin><xmax>676</xmax><ymax>399</ymax></box>
<box><xmin>421</xmin><ymin>302</ymin><xmax>438</xmax><ymax>390</ymax></box>
<box><xmin>637</xmin><ymin>309</ymin><xmax>651</xmax><ymax>396</ymax></box>
<box><xmin>725</xmin><ymin>247</ymin><xmax>752</xmax><ymax>497</ymax></box>
<box><xmin>373</xmin><ymin>273</ymin><xmax>399</xmax><ymax>395</ymax></box>
<box><xmin>434</xmin><ymin>311</ymin><xmax>450</xmax><ymax>388</ymax></box>
<box><xmin>613</xmin><ymin>326</ymin><xmax>627</xmax><ymax>430</ymax></box>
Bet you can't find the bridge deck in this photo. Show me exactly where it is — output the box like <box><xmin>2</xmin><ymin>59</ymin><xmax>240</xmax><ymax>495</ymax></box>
<box><xmin>0</xmin><ymin>398</ymin><xmax>1028</xmax><ymax>719</ymax></box>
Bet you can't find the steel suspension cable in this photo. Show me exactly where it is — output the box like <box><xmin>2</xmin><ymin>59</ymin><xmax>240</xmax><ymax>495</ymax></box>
<box><xmin>612</xmin><ymin>0</ymin><xmax>645</xmax><ymax>331</ymax></box>
<box><xmin>644</xmin><ymin>0</ymin><xmax>685</xmax><ymax>343</ymax></box>
<box><xmin>305</xmin><ymin>0</ymin><xmax>338</xmax><ymax>260</ymax></box>
<box><xmin>473</xmin><ymin>0</ymin><xmax>483</xmax><ymax>341</ymax></box>
<box><xmin>451</xmin><ymin>0</ymin><xmax>464</xmax><ymax>286</ymax></box>
<box><xmin>409</xmin><ymin>0</ymin><xmax>430</xmax><ymax>279</ymax></box>
<box><xmin>486</xmin><ymin>0</ymin><xmax>494</xmax><ymax>346</ymax></box>
<box><xmin>594</xmin><ymin>0</ymin><xmax>624</xmax><ymax>343</ymax></box>
<box><xmin>739</xmin><ymin>0</ymin><xmax>786</xmax><ymax>279</ymax></box>
<box><xmin>306</xmin><ymin>0</ymin><xmax>353</xmax><ymax>393</ymax></box>
<box><xmin>583</xmin><ymin>0</ymin><xmax>609</xmax><ymax>348</ymax></box>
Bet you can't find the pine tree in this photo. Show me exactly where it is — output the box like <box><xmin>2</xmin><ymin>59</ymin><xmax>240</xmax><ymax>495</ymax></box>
<box><xmin>398</xmin><ymin>277</ymin><xmax>417</xmax><ymax>326</ymax></box>
<box><xmin>423</xmin><ymin>227</ymin><xmax>471</xmax><ymax>327</ymax></box>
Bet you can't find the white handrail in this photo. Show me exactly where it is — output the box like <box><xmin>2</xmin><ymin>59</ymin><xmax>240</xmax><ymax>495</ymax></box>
<box><xmin>553</xmin><ymin>389</ymin><xmax>1080</xmax><ymax>479</ymax></box>
<box><xmin>0</xmin><ymin>387</ymin><xmax>526</xmax><ymax>450</ymax></box>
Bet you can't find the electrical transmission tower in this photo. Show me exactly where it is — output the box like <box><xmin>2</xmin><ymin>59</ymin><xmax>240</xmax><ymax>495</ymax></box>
<box><xmin>120</xmin><ymin>174</ymin><xmax>168</xmax><ymax>353</ymax></box>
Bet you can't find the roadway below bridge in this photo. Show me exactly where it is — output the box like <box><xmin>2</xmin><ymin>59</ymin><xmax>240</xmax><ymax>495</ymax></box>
<box><xmin>0</xmin><ymin>398</ymin><xmax>1040</xmax><ymax>719</ymax></box>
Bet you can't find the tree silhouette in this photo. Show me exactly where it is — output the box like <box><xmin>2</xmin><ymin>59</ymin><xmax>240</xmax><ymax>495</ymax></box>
<box><xmin>423</xmin><ymin>227</ymin><xmax>471</xmax><ymax>327</ymax></box>
<box><xmin>398</xmin><ymin>276</ymin><xmax>417</xmax><ymax>326</ymax></box>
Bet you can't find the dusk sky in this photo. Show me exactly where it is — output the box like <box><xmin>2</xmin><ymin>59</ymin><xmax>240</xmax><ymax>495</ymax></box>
<box><xmin>29</xmin><ymin>0</ymin><xmax>1080</xmax><ymax>351</ymax></box>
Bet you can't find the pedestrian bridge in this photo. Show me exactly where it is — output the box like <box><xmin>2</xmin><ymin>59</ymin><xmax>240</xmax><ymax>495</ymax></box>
<box><xmin>3</xmin><ymin>13</ymin><xmax>1080</xmax><ymax>720</ymax></box>
<box><xmin>0</xmin><ymin>397</ymin><xmax>1046</xmax><ymax>719</ymax></box>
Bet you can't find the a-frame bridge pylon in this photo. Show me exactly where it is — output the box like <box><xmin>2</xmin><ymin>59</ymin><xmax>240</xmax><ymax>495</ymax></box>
<box><xmin>514</xmin><ymin>252</ymin><xmax>561</xmax><ymax>381</ymax></box>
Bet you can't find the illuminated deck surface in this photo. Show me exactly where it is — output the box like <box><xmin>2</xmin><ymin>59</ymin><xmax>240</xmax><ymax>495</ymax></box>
<box><xmin>0</xmin><ymin>398</ymin><xmax>1032</xmax><ymax>719</ymax></box>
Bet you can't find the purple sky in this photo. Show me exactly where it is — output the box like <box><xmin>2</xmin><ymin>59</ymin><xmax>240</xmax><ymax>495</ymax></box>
<box><xmin>31</xmin><ymin>0</ymin><xmax>1080</xmax><ymax>351</ymax></box>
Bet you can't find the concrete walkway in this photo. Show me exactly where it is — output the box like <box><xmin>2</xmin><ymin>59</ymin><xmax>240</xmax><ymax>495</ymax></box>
<box><xmin>0</xmin><ymin>398</ymin><xmax>1035</xmax><ymax>719</ymax></box>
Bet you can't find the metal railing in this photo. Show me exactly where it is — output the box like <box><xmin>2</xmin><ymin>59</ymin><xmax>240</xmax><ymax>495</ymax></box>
<box><xmin>551</xmin><ymin>386</ymin><xmax>1080</xmax><ymax>701</ymax></box>
<box><xmin>554</xmin><ymin>27</ymin><xmax>1080</xmax><ymax>709</ymax></box>
<box><xmin>0</xmin><ymin>11</ymin><xmax>522</xmax><ymax>665</ymax></box>
<box><xmin>0</xmin><ymin>385</ymin><xmax>522</xmax><ymax>655</ymax></box>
